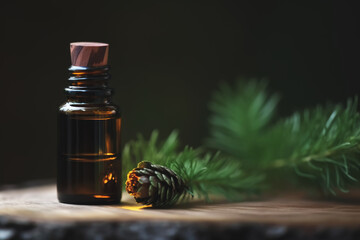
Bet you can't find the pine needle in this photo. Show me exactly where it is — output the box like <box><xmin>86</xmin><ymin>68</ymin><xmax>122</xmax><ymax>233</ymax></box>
<box><xmin>207</xmin><ymin>80</ymin><xmax>360</xmax><ymax>194</ymax></box>
<box><xmin>122</xmin><ymin>130</ymin><xmax>263</xmax><ymax>202</ymax></box>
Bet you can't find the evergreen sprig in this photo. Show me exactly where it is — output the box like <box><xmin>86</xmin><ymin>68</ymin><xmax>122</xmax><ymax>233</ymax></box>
<box><xmin>207</xmin><ymin>80</ymin><xmax>360</xmax><ymax>194</ymax></box>
<box><xmin>123</xmin><ymin>130</ymin><xmax>263</xmax><ymax>205</ymax></box>
<box><xmin>122</xmin><ymin>130</ymin><xmax>179</xmax><ymax>180</ymax></box>
<box><xmin>124</xmin><ymin>80</ymin><xmax>360</xmax><ymax>207</ymax></box>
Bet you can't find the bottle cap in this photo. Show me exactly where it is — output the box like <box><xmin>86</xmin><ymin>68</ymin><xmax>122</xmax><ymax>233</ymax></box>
<box><xmin>70</xmin><ymin>42</ymin><xmax>109</xmax><ymax>67</ymax></box>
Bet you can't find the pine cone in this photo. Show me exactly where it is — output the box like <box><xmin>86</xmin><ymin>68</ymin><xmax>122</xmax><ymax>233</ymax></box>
<box><xmin>126</xmin><ymin>161</ymin><xmax>188</xmax><ymax>207</ymax></box>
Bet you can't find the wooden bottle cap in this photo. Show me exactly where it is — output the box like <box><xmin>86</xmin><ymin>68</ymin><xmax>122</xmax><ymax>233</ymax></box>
<box><xmin>70</xmin><ymin>42</ymin><xmax>109</xmax><ymax>67</ymax></box>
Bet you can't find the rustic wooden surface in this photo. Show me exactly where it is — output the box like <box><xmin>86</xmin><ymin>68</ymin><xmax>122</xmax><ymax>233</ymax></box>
<box><xmin>0</xmin><ymin>184</ymin><xmax>359</xmax><ymax>240</ymax></box>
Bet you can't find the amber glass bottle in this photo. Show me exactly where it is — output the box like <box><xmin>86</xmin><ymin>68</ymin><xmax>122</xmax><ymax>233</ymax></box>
<box><xmin>57</xmin><ymin>42</ymin><xmax>121</xmax><ymax>204</ymax></box>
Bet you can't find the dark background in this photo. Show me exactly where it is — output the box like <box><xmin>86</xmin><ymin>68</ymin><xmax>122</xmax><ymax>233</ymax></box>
<box><xmin>0</xmin><ymin>0</ymin><xmax>359</xmax><ymax>185</ymax></box>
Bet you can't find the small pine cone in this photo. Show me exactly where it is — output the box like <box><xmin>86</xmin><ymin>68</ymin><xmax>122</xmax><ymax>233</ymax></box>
<box><xmin>126</xmin><ymin>161</ymin><xmax>187</xmax><ymax>207</ymax></box>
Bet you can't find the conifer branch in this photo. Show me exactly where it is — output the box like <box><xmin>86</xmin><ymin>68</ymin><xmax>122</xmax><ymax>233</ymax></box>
<box><xmin>207</xmin><ymin>80</ymin><xmax>360</xmax><ymax>194</ymax></box>
<box><xmin>123</xmin><ymin>80</ymin><xmax>360</xmax><ymax>207</ymax></box>
<box><xmin>123</xmin><ymin>130</ymin><xmax>263</xmax><ymax>205</ymax></box>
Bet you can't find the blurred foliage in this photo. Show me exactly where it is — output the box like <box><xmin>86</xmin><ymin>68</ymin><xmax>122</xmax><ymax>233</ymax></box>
<box><xmin>207</xmin><ymin>80</ymin><xmax>360</xmax><ymax>195</ymax></box>
<box><xmin>123</xmin><ymin>80</ymin><xmax>360</xmax><ymax>206</ymax></box>
<box><xmin>123</xmin><ymin>130</ymin><xmax>263</xmax><ymax>203</ymax></box>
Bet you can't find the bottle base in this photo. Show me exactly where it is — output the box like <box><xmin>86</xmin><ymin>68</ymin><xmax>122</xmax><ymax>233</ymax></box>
<box><xmin>58</xmin><ymin>193</ymin><xmax>121</xmax><ymax>205</ymax></box>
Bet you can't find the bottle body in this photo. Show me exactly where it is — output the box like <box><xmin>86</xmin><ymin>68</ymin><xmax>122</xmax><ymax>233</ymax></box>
<box><xmin>57</xmin><ymin>65</ymin><xmax>121</xmax><ymax>204</ymax></box>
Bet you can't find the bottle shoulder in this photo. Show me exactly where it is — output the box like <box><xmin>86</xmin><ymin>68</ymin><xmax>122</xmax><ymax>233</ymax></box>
<box><xmin>59</xmin><ymin>102</ymin><xmax>121</xmax><ymax>116</ymax></box>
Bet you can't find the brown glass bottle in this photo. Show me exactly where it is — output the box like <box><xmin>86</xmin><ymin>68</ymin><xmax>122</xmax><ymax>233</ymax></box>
<box><xmin>57</xmin><ymin>43</ymin><xmax>121</xmax><ymax>204</ymax></box>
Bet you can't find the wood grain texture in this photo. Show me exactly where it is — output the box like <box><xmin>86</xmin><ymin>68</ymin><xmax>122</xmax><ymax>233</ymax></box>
<box><xmin>0</xmin><ymin>185</ymin><xmax>359</xmax><ymax>239</ymax></box>
<box><xmin>70</xmin><ymin>42</ymin><xmax>109</xmax><ymax>67</ymax></box>
<box><xmin>0</xmin><ymin>185</ymin><xmax>359</xmax><ymax>227</ymax></box>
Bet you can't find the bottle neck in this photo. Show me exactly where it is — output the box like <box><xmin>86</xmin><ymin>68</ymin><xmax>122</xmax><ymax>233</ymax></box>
<box><xmin>65</xmin><ymin>65</ymin><xmax>112</xmax><ymax>104</ymax></box>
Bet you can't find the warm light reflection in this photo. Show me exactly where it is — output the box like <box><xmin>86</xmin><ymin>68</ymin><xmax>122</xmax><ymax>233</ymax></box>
<box><xmin>69</xmin><ymin>156</ymin><xmax>116</xmax><ymax>162</ymax></box>
<box><xmin>103</xmin><ymin>172</ymin><xmax>117</xmax><ymax>184</ymax></box>
<box><xmin>121</xmin><ymin>205</ymin><xmax>151</xmax><ymax>211</ymax></box>
<box><xmin>73</xmin><ymin>70</ymin><xmax>104</xmax><ymax>76</ymax></box>
<box><xmin>116</xmin><ymin>118</ymin><xmax>122</xmax><ymax>152</ymax></box>
<box><xmin>94</xmin><ymin>195</ymin><xmax>111</xmax><ymax>199</ymax></box>
<box><xmin>63</xmin><ymin>153</ymin><xmax>116</xmax><ymax>156</ymax></box>
<box><xmin>126</xmin><ymin>170</ymin><xmax>141</xmax><ymax>197</ymax></box>
<box><xmin>105</xmin><ymin>134</ymin><xmax>112</xmax><ymax>152</ymax></box>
